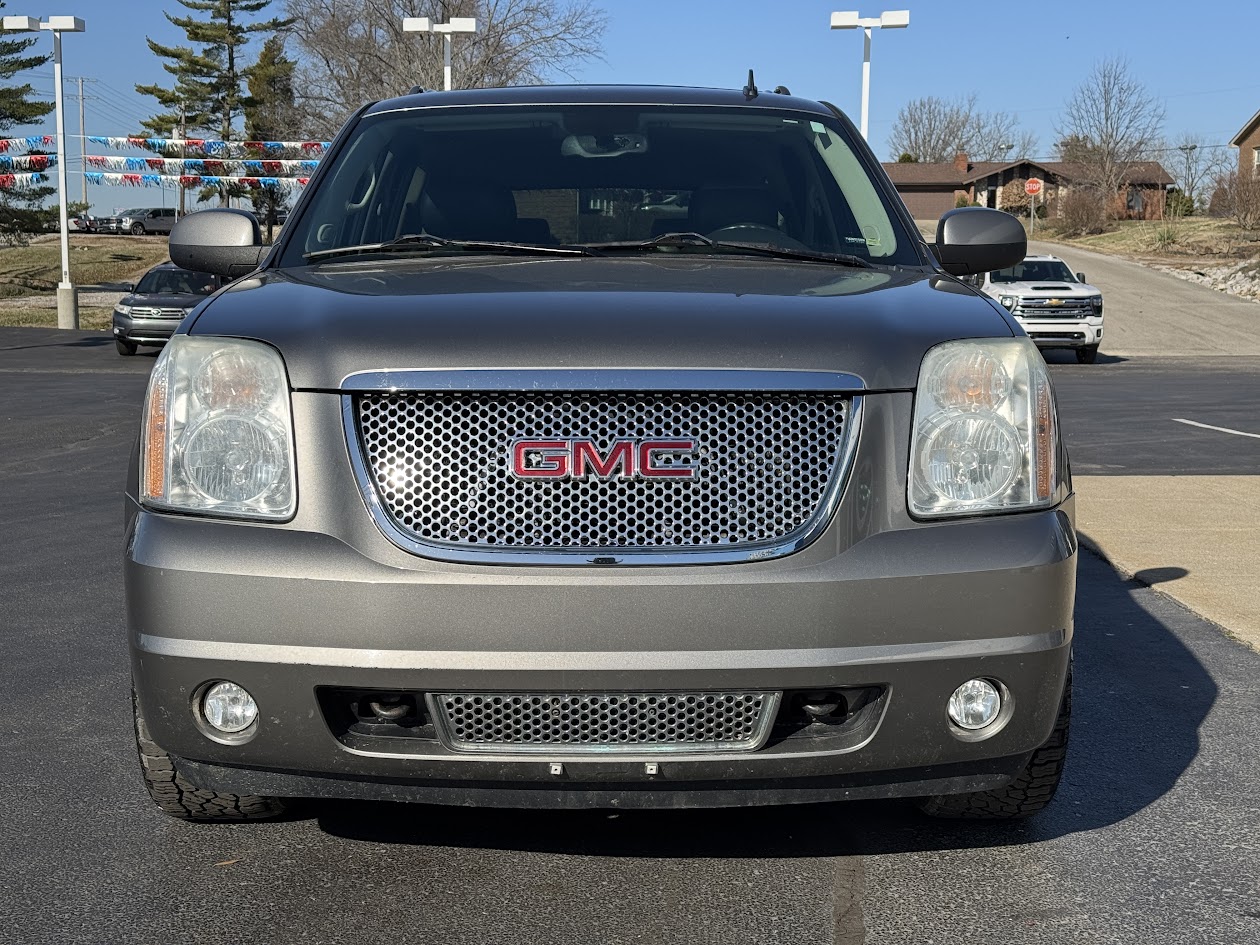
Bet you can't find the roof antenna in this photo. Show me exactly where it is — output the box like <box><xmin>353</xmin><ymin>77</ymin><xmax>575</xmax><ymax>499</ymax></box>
<box><xmin>743</xmin><ymin>69</ymin><xmax>758</xmax><ymax>100</ymax></box>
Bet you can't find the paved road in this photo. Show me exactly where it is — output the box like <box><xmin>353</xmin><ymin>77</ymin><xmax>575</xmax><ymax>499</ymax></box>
<box><xmin>1029</xmin><ymin>239</ymin><xmax>1260</xmax><ymax>356</ymax></box>
<box><xmin>2</xmin><ymin>327</ymin><xmax>1259</xmax><ymax>944</ymax></box>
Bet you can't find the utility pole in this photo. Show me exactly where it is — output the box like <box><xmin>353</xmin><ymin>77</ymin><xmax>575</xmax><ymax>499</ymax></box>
<box><xmin>178</xmin><ymin>106</ymin><xmax>186</xmax><ymax>218</ymax></box>
<box><xmin>75</xmin><ymin>75</ymin><xmax>85</xmax><ymax>205</ymax></box>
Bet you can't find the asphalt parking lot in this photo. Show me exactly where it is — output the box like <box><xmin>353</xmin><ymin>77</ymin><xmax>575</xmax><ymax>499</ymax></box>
<box><xmin>2</xmin><ymin>243</ymin><xmax>1259</xmax><ymax>943</ymax></box>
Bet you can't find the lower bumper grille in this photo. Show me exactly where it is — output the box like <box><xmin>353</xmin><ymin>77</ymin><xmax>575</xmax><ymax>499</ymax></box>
<box><xmin>432</xmin><ymin>691</ymin><xmax>781</xmax><ymax>753</ymax></box>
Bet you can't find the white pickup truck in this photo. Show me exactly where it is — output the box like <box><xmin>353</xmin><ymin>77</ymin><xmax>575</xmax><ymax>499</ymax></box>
<box><xmin>974</xmin><ymin>254</ymin><xmax>1104</xmax><ymax>363</ymax></box>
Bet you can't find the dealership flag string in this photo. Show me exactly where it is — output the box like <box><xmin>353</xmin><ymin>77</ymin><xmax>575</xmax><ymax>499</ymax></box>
<box><xmin>85</xmin><ymin>171</ymin><xmax>310</xmax><ymax>192</ymax></box>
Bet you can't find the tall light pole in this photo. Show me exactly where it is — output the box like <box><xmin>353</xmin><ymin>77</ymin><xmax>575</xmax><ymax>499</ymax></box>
<box><xmin>829</xmin><ymin>10</ymin><xmax>909</xmax><ymax>142</ymax></box>
<box><xmin>402</xmin><ymin>17</ymin><xmax>478</xmax><ymax>92</ymax></box>
<box><xmin>2</xmin><ymin>14</ymin><xmax>86</xmax><ymax>330</ymax></box>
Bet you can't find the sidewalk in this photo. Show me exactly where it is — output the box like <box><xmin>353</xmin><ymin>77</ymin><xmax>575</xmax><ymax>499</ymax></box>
<box><xmin>1075</xmin><ymin>476</ymin><xmax>1260</xmax><ymax>650</ymax></box>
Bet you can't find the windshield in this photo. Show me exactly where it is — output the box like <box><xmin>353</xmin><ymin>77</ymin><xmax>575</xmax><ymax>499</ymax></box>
<box><xmin>135</xmin><ymin>268</ymin><xmax>220</xmax><ymax>296</ymax></box>
<box><xmin>278</xmin><ymin>105</ymin><xmax>919</xmax><ymax>267</ymax></box>
<box><xmin>991</xmin><ymin>260</ymin><xmax>1077</xmax><ymax>283</ymax></box>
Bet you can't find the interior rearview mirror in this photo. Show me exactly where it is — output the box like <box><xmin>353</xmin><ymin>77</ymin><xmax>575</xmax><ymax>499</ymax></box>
<box><xmin>933</xmin><ymin>208</ymin><xmax>1026</xmax><ymax>277</ymax></box>
<box><xmin>168</xmin><ymin>208</ymin><xmax>266</xmax><ymax>278</ymax></box>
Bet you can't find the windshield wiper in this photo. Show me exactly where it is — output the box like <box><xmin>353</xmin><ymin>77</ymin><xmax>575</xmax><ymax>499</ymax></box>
<box><xmin>584</xmin><ymin>231</ymin><xmax>874</xmax><ymax>269</ymax></box>
<box><xmin>305</xmin><ymin>233</ymin><xmax>602</xmax><ymax>262</ymax></box>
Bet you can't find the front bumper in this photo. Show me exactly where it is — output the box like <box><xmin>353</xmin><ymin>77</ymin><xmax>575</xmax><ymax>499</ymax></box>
<box><xmin>1017</xmin><ymin>317</ymin><xmax>1103</xmax><ymax>349</ymax></box>
<box><xmin>127</xmin><ymin>499</ymin><xmax>1077</xmax><ymax>808</ymax></box>
<box><xmin>112</xmin><ymin>310</ymin><xmax>185</xmax><ymax>346</ymax></box>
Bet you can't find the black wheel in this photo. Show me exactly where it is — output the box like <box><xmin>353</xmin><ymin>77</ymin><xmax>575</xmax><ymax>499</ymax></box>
<box><xmin>919</xmin><ymin>664</ymin><xmax>1071</xmax><ymax>820</ymax></box>
<box><xmin>1075</xmin><ymin>345</ymin><xmax>1099</xmax><ymax>364</ymax></box>
<box><xmin>130</xmin><ymin>223</ymin><xmax>145</xmax><ymax>235</ymax></box>
<box><xmin>115</xmin><ymin>338</ymin><xmax>138</xmax><ymax>356</ymax></box>
<box><xmin>133</xmin><ymin>689</ymin><xmax>286</xmax><ymax>822</ymax></box>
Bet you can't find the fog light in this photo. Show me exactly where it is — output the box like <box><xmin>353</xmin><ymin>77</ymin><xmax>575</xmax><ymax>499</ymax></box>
<box><xmin>948</xmin><ymin>678</ymin><xmax>1001</xmax><ymax>730</ymax></box>
<box><xmin>202</xmin><ymin>681</ymin><xmax>258</xmax><ymax>733</ymax></box>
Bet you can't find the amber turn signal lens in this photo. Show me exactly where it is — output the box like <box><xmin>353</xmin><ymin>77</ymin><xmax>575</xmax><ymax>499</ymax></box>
<box><xmin>142</xmin><ymin>368</ymin><xmax>168</xmax><ymax>500</ymax></box>
<box><xmin>1034</xmin><ymin>373</ymin><xmax>1055</xmax><ymax>501</ymax></box>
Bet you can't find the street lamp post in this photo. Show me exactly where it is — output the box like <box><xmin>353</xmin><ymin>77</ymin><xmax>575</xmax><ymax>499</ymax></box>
<box><xmin>402</xmin><ymin>16</ymin><xmax>478</xmax><ymax>92</ymax></box>
<box><xmin>1177</xmin><ymin>143</ymin><xmax>1198</xmax><ymax>210</ymax></box>
<box><xmin>1</xmin><ymin>14</ymin><xmax>85</xmax><ymax>330</ymax></box>
<box><xmin>829</xmin><ymin>10</ymin><xmax>909</xmax><ymax>141</ymax></box>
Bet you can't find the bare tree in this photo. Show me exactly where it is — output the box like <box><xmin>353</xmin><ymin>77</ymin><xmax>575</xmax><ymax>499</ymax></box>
<box><xmin>888</xmin><ymin>95</ymin><xmax>1036</xmax><ymax>163</ymax></box>
<box><xmin>1160</xmin><ymin>133</ymin><xmax>1233</xmax><ymax>210</ymax></box>
<box><xmin>284</xmin><ymin>0</ymin><xmax>606</xmax><ymax>137</ymax></box>
<box><xmin>1056</xmin><ymin>57</ymin><xmax>1164</xmax><ymax>200</ymax></box>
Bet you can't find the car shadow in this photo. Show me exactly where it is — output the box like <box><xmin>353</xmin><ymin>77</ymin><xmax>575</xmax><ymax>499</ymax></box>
<box><xmin>311</xmin><ymin>547</ymin><xmax>1216</xmax><ymax>856</ymax></box>
<box><xmin>1041</xmin><ymin>349</ymin><xmax>1128</xmax><ymax>365</ymax></box>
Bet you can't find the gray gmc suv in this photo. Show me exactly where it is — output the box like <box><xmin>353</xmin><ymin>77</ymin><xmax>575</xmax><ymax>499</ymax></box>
<box><xmin>126</xmin><ymin>84</ymin><xmax>1075</xmax><ymax>824</ymax></box>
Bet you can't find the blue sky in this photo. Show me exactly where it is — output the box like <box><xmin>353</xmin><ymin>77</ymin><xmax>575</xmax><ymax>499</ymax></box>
<box><xmin>7</xmin><ymin>0</ymin><xmax>1260</xmax><ymax>212</ymax></box>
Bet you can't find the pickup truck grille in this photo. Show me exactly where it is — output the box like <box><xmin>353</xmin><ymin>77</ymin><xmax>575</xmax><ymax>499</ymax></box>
<box><xmin>353</xmin><ymin>390</ymin><xmax>850</xmax><ymax>557</ymax></box>
<box><xmin>432</xmin><ymin>691</ymin><xmax>779</xmax><ymax>753</ymax></box>
<box><xmin>1013</xmin><ymin>298</ymin><xmax>1094</xmax><ymax>318</ymax></box>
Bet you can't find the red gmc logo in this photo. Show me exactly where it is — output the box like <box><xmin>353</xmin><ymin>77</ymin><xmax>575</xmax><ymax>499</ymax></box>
<box><xmin>510</xmin><ymin>439</ymin><xmax>698</xmax><ymax>480</ymax></box>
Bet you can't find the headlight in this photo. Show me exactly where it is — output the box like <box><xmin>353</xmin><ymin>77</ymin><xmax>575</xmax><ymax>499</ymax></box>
<box><xmin>141</xmin><ymin>336</ymin><xmax>295</xmax><ymax>520</ymax></box>
<box><xmin>909</xmin><ymin>338</ymin><xmax>1059</xmax><ymax>518</ymax></box>
<box><xmin>115</xmin><ymin>304</ymin><xmax>132</xmax><ymax>316</ymax></box>
<box><xmin>1089</xmin><ymin>296</ymin><xmax>1103</xmax><ymax>314</ymax></box>
<box><xmin>998</xmin><ymin>296</ymin><xmax>1016</xmax><ymax>311</ymax></box>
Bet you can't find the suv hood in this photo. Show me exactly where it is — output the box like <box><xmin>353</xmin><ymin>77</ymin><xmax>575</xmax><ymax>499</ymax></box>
<box><xmin>124</xmin><ymin>291</ymin><xmax>208</xmax><ymax>310</ymax></box>
<box><xmin>984</xmin><ymin>280</ymin><xmax>1100</xmax><ymax>298</ymax></box>
<box><xmin>189</xmin><ymin>257</ymin><xmax>1013</xmax><ymax>391</ymax></box>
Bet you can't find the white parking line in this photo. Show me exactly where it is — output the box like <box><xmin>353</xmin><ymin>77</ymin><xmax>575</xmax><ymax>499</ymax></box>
<box><xmin>1172</xmin><ymin>418</ymin><xmax>1260</xmax><ymax>440</ymax></box>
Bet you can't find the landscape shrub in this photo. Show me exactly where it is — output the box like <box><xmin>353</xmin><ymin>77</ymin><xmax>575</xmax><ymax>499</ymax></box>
<box><xmin>1058</xmin><ymin>188</ymin><xmax>1109</xmax><ymax>237</ymax></box>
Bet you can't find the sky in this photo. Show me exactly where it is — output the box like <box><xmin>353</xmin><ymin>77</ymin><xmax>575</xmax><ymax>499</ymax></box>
<box><xmin>6</xmin><ymin>0</ymin><xmax>1260</xmax><ymax>213</ymax></box>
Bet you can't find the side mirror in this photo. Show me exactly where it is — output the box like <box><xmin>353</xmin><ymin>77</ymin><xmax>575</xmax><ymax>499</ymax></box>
<box><xmin>126</xmin><ymin>283</ymin><xmax>135</xmax><ymax>293</ymax></box>
<box><xmin>934</xmin><ymin>207</ymin><xmax>1026</xmax><ymax>277</ymax></box>
<box><xmin>1076</xmin><ymin>272</ymin><xmax>1087</xmax><ymax>283</ymax></box>
<box><xmin>169</xmin><ymin>208</ymin><xmax>266</xmax><ymax>278</ymax></box>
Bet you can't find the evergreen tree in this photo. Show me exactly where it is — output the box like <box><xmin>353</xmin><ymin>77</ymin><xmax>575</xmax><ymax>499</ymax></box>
<box><xmin>244</xmin><ymin>35</ymin><xmax>296</xmax><ymax>240</ymax></box>
<box><xmin>0</xmin><ymin>0</ymin><xmax>55</xmax><ymax>244</ymax></box>
<box><xmin>137</xmin><ymin>0</ymin><xmax>292</xmax><ymax>206</ymax></box>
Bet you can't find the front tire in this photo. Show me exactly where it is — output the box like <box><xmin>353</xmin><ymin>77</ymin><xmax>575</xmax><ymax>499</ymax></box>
<box><xmin>133</xmin><ymin>689</ymin><xmax>286</xmax><ymax>822</ymax></box>
<box><xmin>115</xmin><ymin>338</ymin><xmax>137</xmax><ymax>356</ymax></box>
<box><xmin>130</xmin><ymin>223</ymin><xmax>145</xmax><ymax>236</ymax></box>
<box><xmin>919</xmin><ymin>665</ymin><xmax>1071</xmax><ymax>820</ymax></box>
<box><xmin>1076</xmin><ymin>344</ymin><xmax>1099</xmax><ymax>364</ymax></box>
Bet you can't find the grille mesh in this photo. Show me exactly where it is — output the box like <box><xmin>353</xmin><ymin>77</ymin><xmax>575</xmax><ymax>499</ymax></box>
<box><xmin>355</xmin><ymin>391</ymin><xmax>848</xmax><ymax>551</ymax></box>
<box><xmin>434</xmin><ymin>692</ymin><xmax>774</xmax><ymax>752</ymax></box>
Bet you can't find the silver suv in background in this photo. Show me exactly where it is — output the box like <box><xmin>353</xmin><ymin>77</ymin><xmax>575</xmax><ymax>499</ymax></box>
<box><xmin>119</xmin><ymin>207</ymin><xmax>177</xmax><ymax>236</ymax></box>
<box><xmin>975</xmin><ymin>255</ymin><xmax>1104</xmax><ymax>363</ymax></box>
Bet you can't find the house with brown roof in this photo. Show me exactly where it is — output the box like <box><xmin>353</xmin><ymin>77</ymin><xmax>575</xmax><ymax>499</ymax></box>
<box><xmin>1231</xmin><ymin>108</ymin><xmax>1260</xmax><ymax>176</ymax></box>
<box><xmin>882</xmin><ymin>154</ymin><xmax>1174</xmax><ymax>220</ymax></box>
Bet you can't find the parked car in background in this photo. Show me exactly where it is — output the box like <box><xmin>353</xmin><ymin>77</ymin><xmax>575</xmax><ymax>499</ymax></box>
<box><xmin>127</xmin><ymin>84</ymin><xmax>1076</xmax><ymax>826</ymax></box>
<box><xmin>97</xmin><ymin>213</ymin><xmax>123</xmax><ymax>234</ymax></box>
<box><xmin>975</xmin><ymin>255</ymin><xmax>1104</xmax><ymax>363</ymax></box>
<box><xmin>119</xmin><ymin>207</ymin><xmax>178</xmax><ymax>236</ymax></box>
<box><xmin>111</xmin><ymin>261</ymin><xmax>223</xmax><ymax>356</ymax></box>
<box><xmin>69</xmin><ymin>214</ymin><xmax>97</xmax><ymax>232</ymax></box>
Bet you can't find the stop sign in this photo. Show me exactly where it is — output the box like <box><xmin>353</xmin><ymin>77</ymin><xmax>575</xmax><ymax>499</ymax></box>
<box><xmin>1025</xmin><ymin>177</ymin><xmax>1044</xmax><ymax>196</ymax></box>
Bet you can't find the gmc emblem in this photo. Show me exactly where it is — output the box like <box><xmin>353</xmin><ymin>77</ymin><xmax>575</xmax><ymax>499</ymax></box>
<box><xmin>510</xmin><ymin>438</ymin><xmax>697</xmax><ymax>480</ymax></box>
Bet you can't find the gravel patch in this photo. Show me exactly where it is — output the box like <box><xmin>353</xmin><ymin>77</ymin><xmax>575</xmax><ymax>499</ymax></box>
<box><xmin>1156</xmin><ymin>260</ymin><xmax>1260</xmax><ymax>303</ymax></box>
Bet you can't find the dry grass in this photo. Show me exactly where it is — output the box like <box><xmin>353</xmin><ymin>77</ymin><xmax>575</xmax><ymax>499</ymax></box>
<box><xmin>0</xmin><ymin>306</ymin><xmax>115</xmax><ymax>330</ymax></box>
<box><xmin>0</xmin><ymin>235</ymin><xmax>170</xmax><ymax>294</ymax></box>
<box><xmin>1037</xmin><ymin>217</ymin><xmax>1260</xmax><ymax>264</ymax></box>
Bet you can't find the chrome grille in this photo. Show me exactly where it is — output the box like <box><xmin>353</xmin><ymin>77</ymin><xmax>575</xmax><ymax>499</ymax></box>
<box><xmin>354</xmin><ymin>391</ymin><xmax>849</xmax><ymax>553</ymax></box>
<box><xmin>432</xmin><ymin>691</ymin><xmax>779</xmax><ymax>753</ymax></box>
<box><xmin>130</xmin><ymin>306</ymin><xmax>188</xmax><ymax>319</ymax></box>
<box><xmin>1014</xmin><ymin>299</ymin><xmax>1093</xmax><ymax>318</ymax></box>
